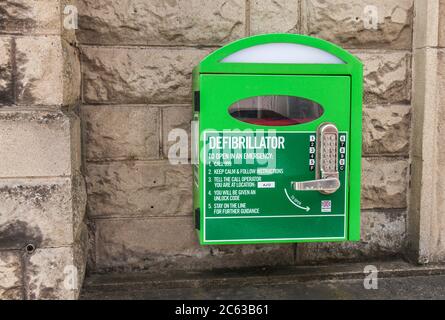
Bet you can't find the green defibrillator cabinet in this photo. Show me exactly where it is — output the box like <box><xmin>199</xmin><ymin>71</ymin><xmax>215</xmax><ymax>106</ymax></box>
<box><xmin>192</xmin><ymin>34</ymin><xmax>363</xmax><ymax>245</ymax></box>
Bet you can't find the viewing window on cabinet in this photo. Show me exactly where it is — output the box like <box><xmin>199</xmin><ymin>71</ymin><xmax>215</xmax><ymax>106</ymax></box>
<box><xmin>228</xmin><ymin>95</ymin><xmax>324</xmax><ymax>126</ymax></box>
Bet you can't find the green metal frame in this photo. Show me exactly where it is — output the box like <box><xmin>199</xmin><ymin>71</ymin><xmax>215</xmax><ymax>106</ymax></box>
<box><xmin>193</xmin><ymin>34</ymin><xmax>363</xmax><ymax>244</ymax></box>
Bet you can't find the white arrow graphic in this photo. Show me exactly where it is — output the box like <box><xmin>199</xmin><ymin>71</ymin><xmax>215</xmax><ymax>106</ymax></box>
<box><xmin>284</xmin><ymin>188</ymin><xmax>310</xmax><ymax>212</ymax></box>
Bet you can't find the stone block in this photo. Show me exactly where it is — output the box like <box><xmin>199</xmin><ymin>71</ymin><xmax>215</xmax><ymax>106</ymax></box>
<box><xmin>62</xmin><ymin>40</ymin><xmax>81</xmax><ymax>106</ymax></box>
<box><xmin>86</xmin><ymin>161</ymin><xmax>193</xmax><ymax>217</ymax></box>
<box><xmin>15</xmin><ymin>36</ymin><xmax>63</xmax><ymax>106</ymax></box>
<box><xmin>0</xmin><ymin>0</ymin><xmax>61</xmax><ymax>35</ymax></box>
<box><xmin>77</xmin><ymin>0</ymin><xmax>245</xmax><ymax>45</ymax></box>
<box><xmin>0</xmin><ymin>176</ymin><xmax>86</xmax><ymax>250</ymax></box>
<box><xmin>361</xmin><ymin>158</ymin><xmax>409</xmax><ymax>209</ymax></box>
<box><xmin>82</xmin><ymin>46</ymin><xmax>211</xmax><ymax>104</ymax></box>
<box><xmin>162</xmin><ymin>106</ymin><xmax>192</xmax><ymax>160</ymax></box>
<box><xmin>14</xmin><ymin>37</ymin><xmax>80</xmax><ymax>106</ymax></box>
<box><xmin>0</xmin><ymin>37</ymin><xmax>13</xmax><ymax>105</ymax></box>
<box><xmin>440</xmin><ymin>50</ymin><xmax>445</xmax><ymax>107</ymax></box>
<box><xmin>407</xmin><ymin>47</ymin><xmax>445</xmax><ymax>263</ymax></box>
<box><xmin>0</xmin><ymin>110</ymin><xmax>79</xmax><ymax>177</ymax></box>
<box><xmin>303</xmin><ymin>0</ymin><xmax>413</xmax><ymax>49</ymax></box>
<box><xmin>250</xmin><ymin>0</ymin><xmax>299</xmax><ymax>34</ymax></box>
<box><xmin>363</xmin><ymin>105</ymin><xmax>411</xmax><ymax>155</ymax></box>
<box><xmin>297</xmin><ymin>210</ymin><xmax>406</xmax><ymax>262</ymax></box>
<box><xmin>25</xmin><ymin>225</ymin><xmax>88</xmax><ymax>300</ymax></box>
<box><xmin>439</xmin><ymin>0</ymin><xmax>445</xmax><ymax>47</ymax></box>
<box><xmin>81</xmin><ymin>105</ymin><xmax>160</xmax><ymax>161</ymax></box>
<box><xmin>94</xmin><ymin>217</ymin><xmax>294</xmax><ymax>271</ymax></box>
<box><xmin>0</xmin><ymin>251</ymin><xmax>23</xmax><ymax>300</ymax></box>
<box><xmin>357</xmin><ymin>51</ymin><xmax>411</xmax><ymax>104</ymax></box>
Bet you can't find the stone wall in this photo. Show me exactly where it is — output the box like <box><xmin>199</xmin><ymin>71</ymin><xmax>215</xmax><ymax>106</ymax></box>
<box><xmin>408</xmin><ymin>0</ymin><xmax>445</xmax><ymax>263</ymax></box>
<box><xmin>77</xmin><ymin>0</ymin><xmax>413</xmax><ymax>272</ymax></box>
<box><xmin>0</xmin><ymin>1</ymin><xmax>87</xmax><ymax>299</ymax></box>
<box><xmin>5</xmin><ymin>0</ymin><xmax>445</xmax><ymax>301</ymax></box>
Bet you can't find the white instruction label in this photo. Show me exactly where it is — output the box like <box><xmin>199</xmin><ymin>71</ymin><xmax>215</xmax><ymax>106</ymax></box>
<box><xmin>258</xmin><ymin>181</ymin><xmax>275</xmax><ymax>189</ymax></box>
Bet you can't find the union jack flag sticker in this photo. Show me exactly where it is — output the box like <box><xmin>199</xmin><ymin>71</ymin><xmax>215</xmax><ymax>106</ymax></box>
<box><xmin>321</xmin><ymin>200</ymin><xmax>332</xmax><ymax>213</ymax></box>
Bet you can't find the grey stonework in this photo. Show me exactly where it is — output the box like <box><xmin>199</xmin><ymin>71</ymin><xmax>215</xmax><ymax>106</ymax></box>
<box><xmin>0</xmin><ymin>176</ymin><xmax>86</xmax><ymax>249</ymax></box>
<box><xmin>2</xmin><ymin>0</ymin><xmax>445</xmax><ymax>299</ymax></box>
<box><xmin>76</xmin><ymin>0</ymin><xmax>246</xmax><ymax>46</ymax></box>
<box><xmin>302</xmin><ymin>0</ymin><xmax>414</xmax><ymax>49</ymax></box>
<box><xmin>250</xmin><ymin>0</ymin><xmax>300</xmax><ymax>35</ymax></box>
<box><xmin>0</xmin><ymin>0</ymin><xmax>62</xmax><ymax>36</ymax></box>
<box><xmin>85</xmin><ymin>161</ymin><xmax>192</xmax><ymax>218</ymax></box>
<box><xmin>298</xmin><ymin>210</ymin><xmax>407</xmax><ymax>262</ymax></box>
<box><xmin>0</xmin><ymin>0</ymin><xmax>86</xmax><ymax>299</ymax></box>
<box><xmin>92</xmin><ymin>217</ymin><xmax>294</xmax><ymax>272</ymax></box>
<box><xmin>81</xmin><ymin>105</ymin><xmax>161</xmax><ymax>161</ymax></box>
<box><xmin>358</xmin><ymin>51</ymin><xmax>412</xmax><ymax>105</ymax></box>
<box><xmin>79</xmin><ymin>0</ymin><xmax>415</xmax><ymax>273</ymax></box>
<box><xmin>408</xmin><ymin>0</ymin><xmax>445</xmax><ymax>263</ymax></box>
<box><xmin>363</xmin><ymin>105</ymin><xmax>411</xmax><ymax>156</ymax></box>
<box><xmin>0</xmin><ymin>37</ymin><xmax>13</xmax><ymax>105</ymax></box>
<box><xmin>0</xmin><ymin>251</ymin><xmax>23</xmax><ymax>299</ymax></box>
<box><xmin>81</xmin><ymin>46</ymin><xmax>212</xmax><ymax>104</ymax></box>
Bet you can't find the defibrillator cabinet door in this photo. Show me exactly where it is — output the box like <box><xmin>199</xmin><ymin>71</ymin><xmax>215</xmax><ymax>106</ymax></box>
<box><xmin>199</xmin><ymin>74</ymin><xmax>351</xmax><ymax>244</ymax></box>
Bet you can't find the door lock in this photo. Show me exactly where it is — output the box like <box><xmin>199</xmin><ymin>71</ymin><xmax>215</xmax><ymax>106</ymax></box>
<box><xmin>292</xmin><ymin>123</ymin><xmax>340</xmax><ymax>194</ymax></box>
